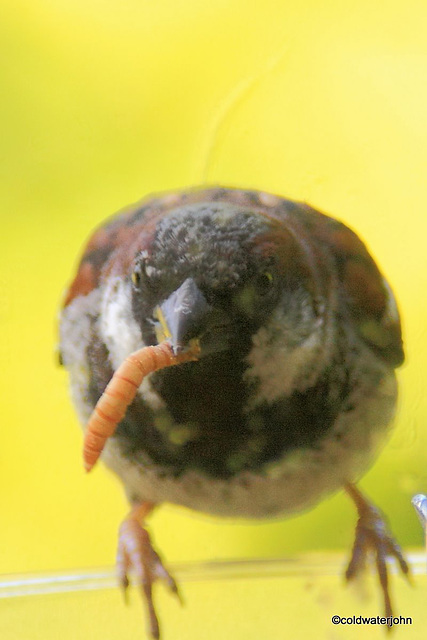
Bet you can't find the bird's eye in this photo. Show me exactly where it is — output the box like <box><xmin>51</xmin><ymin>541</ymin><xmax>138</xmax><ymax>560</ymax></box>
<box><xmin>131</xmin><ymin>264</ymin><xmax>143</xmax><ymax>289</ymax></box>
<box><xmin>234</xmin><ymin>271</ymin><xmax>277</xmax><ymax>317</ymax></box>
<box><xmin>131</xmin><ymin>257</ymin><xmax>158</xmax><ymax>293</ymax></box>
<box><xmin>255</xmin><ymin>271</ymin><xmax>275</xmax><ymax>296</ymax></box>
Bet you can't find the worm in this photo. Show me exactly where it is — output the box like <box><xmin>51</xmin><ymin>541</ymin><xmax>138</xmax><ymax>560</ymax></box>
<box><xmin>83</xmin><ymin>341</ymin><xmax>200</xmax><ymax>472</ymax></box>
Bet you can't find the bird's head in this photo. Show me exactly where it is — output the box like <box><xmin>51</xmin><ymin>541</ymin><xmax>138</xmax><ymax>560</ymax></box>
<box><xmin>129</xmin><ymin>201</ymin><xmax>328</xmax><ymax>388</ymax></box>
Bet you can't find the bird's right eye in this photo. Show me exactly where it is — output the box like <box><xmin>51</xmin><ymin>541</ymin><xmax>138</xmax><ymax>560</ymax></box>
<box><xmin>131</xmin><ymin>265</ymin><xmax>143</xmax><ymax>288</ymax></box>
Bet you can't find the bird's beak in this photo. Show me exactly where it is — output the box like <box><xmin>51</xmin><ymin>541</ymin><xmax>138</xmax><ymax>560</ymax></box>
<box><xmin>153</xmin><ymin>277</ymin><xmax>231</xmax><ymax>356</ymax></box>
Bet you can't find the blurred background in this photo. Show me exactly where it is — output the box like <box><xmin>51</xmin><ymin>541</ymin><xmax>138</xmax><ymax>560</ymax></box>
<box><xmin>1</xmin><ymin>0</ymin><xmax>427</xmax><ymax>637</ymax></box>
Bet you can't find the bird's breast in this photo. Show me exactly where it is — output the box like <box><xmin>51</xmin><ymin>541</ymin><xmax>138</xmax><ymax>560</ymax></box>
<box><xmin>105</xmin><ymin>365</ymin><xmax>397</xmax><ymax>518</ymax></box>
<box><xmin>113</xmin><ymin>350</ymin><xmax>346</xmax><ymax>480</ymax></box>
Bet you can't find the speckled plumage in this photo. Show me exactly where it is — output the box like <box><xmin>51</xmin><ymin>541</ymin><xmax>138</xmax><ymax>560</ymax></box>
<box><xmin>61</xmin><ymin>189</ymin><xmax>402</xmax><ymax>516</ymax></box>
<box><xmin>59</xmin><ymin>186</ymin><xmax>407</xmax><ymax>636</ymax></box>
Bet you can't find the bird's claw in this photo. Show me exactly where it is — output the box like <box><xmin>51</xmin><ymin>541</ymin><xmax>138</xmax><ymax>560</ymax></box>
<box><xmin>117</xmin><ymin>517</ymin><xmax>180</xmax><ymax>639</ymax></box>
<box><xmin>345</xmin><ymin>487</ymin><xmax>410</xmax><ymax>627</ymax></box>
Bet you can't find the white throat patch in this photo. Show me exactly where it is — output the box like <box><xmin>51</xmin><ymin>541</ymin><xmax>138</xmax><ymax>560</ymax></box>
<box><xmin>99</xmin><ymin>276</ymin><xmax>165</xmax><ymax>411</ymax></box>
<box><xmin>243</xmin><ymin>299</ymin><xmax>330</xmax><ymax>406</ymax></box>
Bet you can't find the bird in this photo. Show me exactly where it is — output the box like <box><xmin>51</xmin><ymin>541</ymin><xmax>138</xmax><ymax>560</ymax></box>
<box><xmin>59</xmin><ymin>186</ymin><xmax>409</xmax><ymax>638</ymax></box>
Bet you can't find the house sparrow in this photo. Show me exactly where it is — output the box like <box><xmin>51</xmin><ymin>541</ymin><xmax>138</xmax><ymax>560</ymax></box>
<box><xmin>60</xmin><ymin>186</ymin><xmax>409</xmax><ymax>637</ymax></box>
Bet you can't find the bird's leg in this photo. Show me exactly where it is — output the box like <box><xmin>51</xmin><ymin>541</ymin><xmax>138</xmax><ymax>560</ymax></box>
<box><xmin>117</xmin><ymin>501</ymin><xmax>181</xmax><ymax>639</ymax></box>
<box><xmin>345</xmin><ymin>483</ymin><xmax>410</xmax><ymax>625</ymax></box>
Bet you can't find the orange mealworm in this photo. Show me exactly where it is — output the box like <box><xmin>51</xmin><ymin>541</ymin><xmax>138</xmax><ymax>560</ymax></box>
<box><xmin>83</xmin><ymin>341</ymin><xmax>200</xmax><ymax>472</ymax></box>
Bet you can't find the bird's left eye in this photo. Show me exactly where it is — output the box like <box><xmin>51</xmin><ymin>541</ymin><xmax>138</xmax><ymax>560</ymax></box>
<box><xmin>255</xmin><ymin>271</ymin><xmax>275</xmax><ymax>296</ymax></box>
<box><xmin>234</xmin><ymin>270</ymin><xmax>277</xmax><ymax>318</ymax></box>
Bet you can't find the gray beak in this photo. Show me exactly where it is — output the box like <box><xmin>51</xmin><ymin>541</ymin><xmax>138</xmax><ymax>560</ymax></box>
<box><xmin>153</xmin><ymin>277</ymin><xmax>231</xmax><ymax>355</ymax></box>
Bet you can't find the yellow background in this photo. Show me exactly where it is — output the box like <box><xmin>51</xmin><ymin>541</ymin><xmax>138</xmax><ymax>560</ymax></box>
<box><xmin>1</xmin><ymin>0</ymin><xmax>427</xmax><ymax>637</ymax></box>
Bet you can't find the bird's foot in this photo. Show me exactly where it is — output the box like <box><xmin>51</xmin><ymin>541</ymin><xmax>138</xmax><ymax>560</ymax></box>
<box><xmin>117</xmin><ymin>502</ymin><xmax>180</xmax><ymax>639</ymax></box>
<box><xmin>345</xmin><ymin>484</ymin><xmax>410</xmax><ymax>627</ymax></box>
